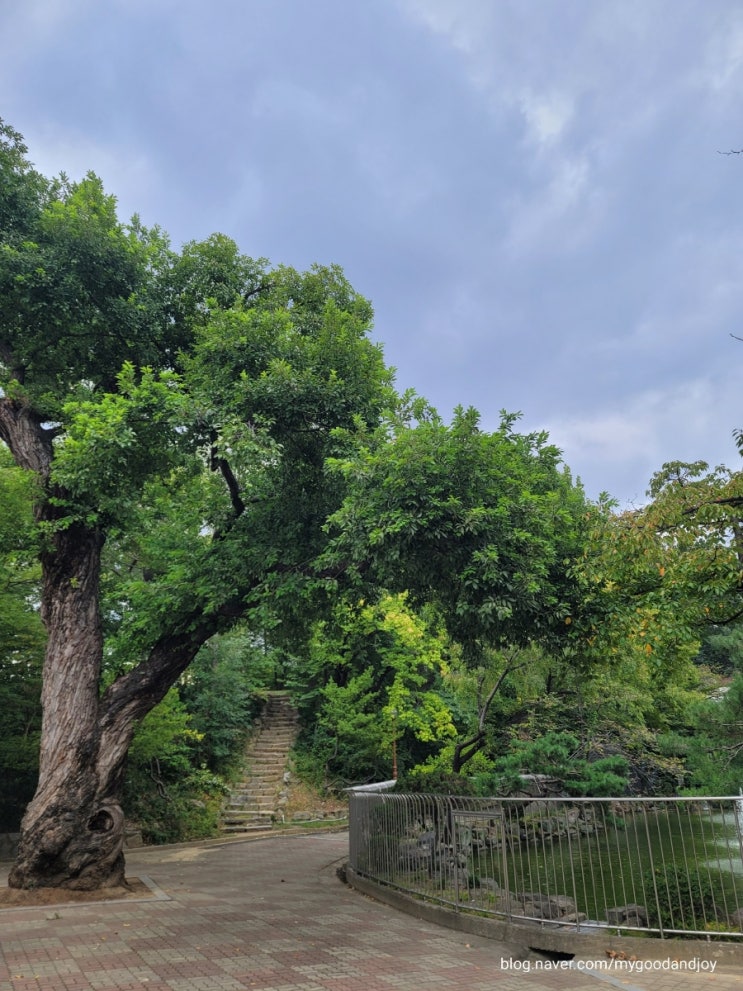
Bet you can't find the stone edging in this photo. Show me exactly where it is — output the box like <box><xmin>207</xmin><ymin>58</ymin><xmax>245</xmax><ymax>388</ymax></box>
<box><xmin>344</xmin><ymin>864</ymin><xmax>743</xmax><ymax>967</ymax></box>
<box><xmin>0</xmin><ymin>875</ymin><xmax>170</xmax><ymax>914</ymax></box>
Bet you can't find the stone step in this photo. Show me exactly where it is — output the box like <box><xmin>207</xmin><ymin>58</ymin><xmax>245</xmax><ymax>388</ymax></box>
<box><xmin>227</xmin><ymin>794</ymin><xmax>275</xmax><ymax>804</ymax></box>
<box><xmin>219</xmin><ymin>693</ymin><xmax>299</xmax><ymax>836</ymax></box>
<box><xmin>232</xmin><ymin>808</ymin><xmax>274</xmax><ymax>817</ymax></box>
<box><xmin>225</xmin><ymin>807</ymin><xmax>275</xmax><ymax>817</ymax></box>
<box><xmin>220</xmin><ymin>823</ymin><xmax>274</xmax><ymax>833</ymax></box>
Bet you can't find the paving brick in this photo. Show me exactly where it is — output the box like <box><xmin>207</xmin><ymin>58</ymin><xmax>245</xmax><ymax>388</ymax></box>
<box><xmin>1</xmin><ymin>833</ymin><xmax>741</xmax><ymax>991</ymax></box>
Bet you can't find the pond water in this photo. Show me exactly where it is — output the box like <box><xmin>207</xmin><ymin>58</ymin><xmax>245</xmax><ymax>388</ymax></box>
<box><xmin>477</xmin><ymin>799</ymin><xmax>743</xmax><ymax>932</ymax></box>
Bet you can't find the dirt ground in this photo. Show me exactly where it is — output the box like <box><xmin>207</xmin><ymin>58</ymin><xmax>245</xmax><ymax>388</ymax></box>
<box><xmin>0</xmin><ymin>877</ymin><xmax>153</xmax><ymax>907</ymax></box>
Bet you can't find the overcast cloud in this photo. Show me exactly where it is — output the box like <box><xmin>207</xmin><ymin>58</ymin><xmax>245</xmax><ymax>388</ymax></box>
<box><xmin>3</xmin><ymin>0</ymin><xmax>743</xmax><ymax>505</ymax></box>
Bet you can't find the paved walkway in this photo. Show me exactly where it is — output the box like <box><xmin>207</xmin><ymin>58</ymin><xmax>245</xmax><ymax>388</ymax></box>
<box><xmin>0</xmin><ymin>832</ymin><xmax>741</xmax><ymax>991</ymax></box>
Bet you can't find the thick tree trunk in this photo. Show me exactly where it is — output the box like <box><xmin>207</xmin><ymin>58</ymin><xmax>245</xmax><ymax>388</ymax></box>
<box><xmin>1</xmin><ymin>399</ymin><xmax>245</xmax><ymax>890</ymax></box>
<box><xmin>6</xmin><ymin>525</ymin><xmax>235</xmax><ymax>888</ymax></box>
<box><xmin>0</xmin><ymin>401</ymin><xmax>133</xmax><ymax>888</ymax></box>
<box><xmin>6</xmin><ymin>523</ymin><xmax>130</xmax><ymax>890</ymax></box>
<box><xmin>6</xmin><ymin>521</ymin><xmax>229</xmax><ymax>888</ymax></box>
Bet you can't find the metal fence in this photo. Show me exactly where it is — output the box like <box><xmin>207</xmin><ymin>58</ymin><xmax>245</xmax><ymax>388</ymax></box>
<box><xmin>348</xmin><ymin>792</ymin><xmax>743</xmax><ymax>939</ymax></box>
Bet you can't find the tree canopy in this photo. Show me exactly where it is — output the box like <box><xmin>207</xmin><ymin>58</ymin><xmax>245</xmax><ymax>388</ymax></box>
<box><xmin>0</xmin><ymin>118</ymin><xmax>399</xmax><ymax>888</ymax></box>
<box><xmin>4</xmin><ymin>117</ymin><xmax>740</xmax><ymax>889</ymax></box>
<box><xmin>323</xmin><ymin>402</ymin><xmax>587</xmax><ymax>660</ymax></box>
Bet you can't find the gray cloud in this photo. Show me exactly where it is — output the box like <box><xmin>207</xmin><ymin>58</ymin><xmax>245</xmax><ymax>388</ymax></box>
<box><xmin>3</xmin><ymin>0</ymin><xmax>743</xmax><ymax>504</ymax></box>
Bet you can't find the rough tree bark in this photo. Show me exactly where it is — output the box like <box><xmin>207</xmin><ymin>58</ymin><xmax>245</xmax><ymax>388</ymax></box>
<box><xmin>7</xmin><ymin>521</ymin><xmax>122</xmax><ymax>889</ymax></box>
<box><xmin>7</xmin><ymin>587</ymin><xmax>224</xmax><ymax>889</ymax></box>
<box><xmin>5</xmin><ymin>516</ymin><xmax>227</xmax><ymax>888</ymax></box>
<box><xmin>0</xmin><ymin>399</ymin><xmax>230</xmax><ymax>889</ymax></box>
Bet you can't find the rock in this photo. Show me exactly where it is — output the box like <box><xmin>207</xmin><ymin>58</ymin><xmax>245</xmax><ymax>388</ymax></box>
<box><xmin>478</xmin><ymin>877</ymin><xmax>500</xmax><ymax>893</ymax></box>
<box><xmin>606</xmin><ymin>903</ymin><xmax>648</xmax><ymax>927</ymax></box>
<box><xmin>513</xmin><ymin>891</ymin><xmax>578</xmax><ymax>920</ymax></box>
<box><xmin>519</xmin><ymin>900</ymin><xmax>559</xmax><ymax>920</ymax></box>
<box><xmin>551</xmin><ymin>894</ymin><xmax>577</xmax><ymax>914</ymax></box>
<box><xmin>398</xmin><ymin>838</ymin><xmax>432</xmax><ymax>869</ymax></box>
<box><xmin>516</xmin><ymin>892</ymin><xmax>564</xmax><ymax>920</ymax></box>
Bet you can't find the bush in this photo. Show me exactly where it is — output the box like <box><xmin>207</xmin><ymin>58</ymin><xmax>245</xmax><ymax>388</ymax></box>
<box><xmin>124</xmin><ymin>764</ymin><xmax>229</xmax><ymax>844</ymax></box>
<box><xmin>395</xmin><ymin>767</ymin><xmax>476</xmax><ymax>795</ymax></box>
<box><xmin>470</xmin><ymin>732</ymin><xmax>630</xmax><ymax>797</ymax></box>
<box><xmin>123</xmin><ymin>688</ymin><xmax>229</xmax><ymax>843</ymax></box>
<box><xmin>643</xmin><ymin>864</ymin><xmax>728</xmax><ymax>931</ymax></box>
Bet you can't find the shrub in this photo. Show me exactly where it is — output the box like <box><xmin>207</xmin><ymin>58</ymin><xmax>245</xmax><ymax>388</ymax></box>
<box><xmin>643</xmin><ymin>864</ymin><xmax>728</xmax><ymax>931</ymax></box>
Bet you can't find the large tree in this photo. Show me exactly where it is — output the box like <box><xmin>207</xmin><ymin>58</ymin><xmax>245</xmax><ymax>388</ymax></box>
<box><xmin>573</xmin><ymin>462</ymin><xmax>743</xmax><ymax>695</ymax></box>
<box><xmin>1</xmin><ymin>119</ymin><xmax>593</xmax><ymax>889</ymax></box>
<box><xmin>323</xmin><ymin>402</ymin><xmax>588</xmax><ymax>657</ymax></box>
<box><xmin>0</xmin><ymin>121</ymin><xmax>392</xmax><ymax>889</ymax></box>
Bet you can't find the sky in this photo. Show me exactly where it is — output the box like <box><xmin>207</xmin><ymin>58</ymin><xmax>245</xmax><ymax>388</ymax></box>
<box><xmin>2</xmin><ymin>0</ymin><xmax>743</xmax><ymax>506</ymax></box>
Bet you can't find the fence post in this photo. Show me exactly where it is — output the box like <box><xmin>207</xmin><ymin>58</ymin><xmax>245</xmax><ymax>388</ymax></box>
<box><xmin>641</xmin><ymin>803</ymin><xmax>664</xmax><ymax>938</ymax></box>
<box><xmin>499</xmin><ymin>807</ymin><xmax>510</xmax><ymax>920</ymax></box>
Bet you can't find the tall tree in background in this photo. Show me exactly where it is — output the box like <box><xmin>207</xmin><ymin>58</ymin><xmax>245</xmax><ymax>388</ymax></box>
<box><xmin>0</xmin><ymin>120</ymin><xmax>393</xmax><ymax>889</ymax></box>
<box><xmin>574</xmin><ymin>463</ymin><xmax>743</xmax><ymax>686</ymax></box>
<box><xmin>324</xmin><ymin>402</ymin><xmax>588</xmax><ymax>662</ymax></box>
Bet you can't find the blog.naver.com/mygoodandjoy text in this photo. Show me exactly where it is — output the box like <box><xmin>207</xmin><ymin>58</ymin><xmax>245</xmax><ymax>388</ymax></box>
<box><xmin>500</xmin><ymin>956</ymin><xmax>718</xmax><ymax>975</ymax></box>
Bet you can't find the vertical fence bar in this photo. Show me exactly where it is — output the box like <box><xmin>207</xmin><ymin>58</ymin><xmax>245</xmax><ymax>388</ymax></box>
<box><xmin>641</xmin><ymin>802</ymin><xmax>664</xmax><ymax>937</ymax></box>
<box><xmin>348</xmin><ymin>793</ymin><xmax>743</xmax><ymax>939</ymax></box>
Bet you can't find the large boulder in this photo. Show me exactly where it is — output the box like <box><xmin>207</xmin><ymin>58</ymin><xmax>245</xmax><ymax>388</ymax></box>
<box><xmin>606</xmin><ymin>903</ymin><xmax>648</xmax><ymax>927</ymax></box>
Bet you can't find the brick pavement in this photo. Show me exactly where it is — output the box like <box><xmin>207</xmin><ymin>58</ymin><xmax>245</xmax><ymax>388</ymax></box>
<box><xmin>0</xmin><ymin>832</ymin><xmax>741</xmax><ymax>991</ymax></box>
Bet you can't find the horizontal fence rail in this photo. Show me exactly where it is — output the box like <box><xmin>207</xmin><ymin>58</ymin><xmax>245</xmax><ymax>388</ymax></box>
<box><xmin>348</xmin><ymin>793</ymin><xmax>743</xmax><ymax>940</ymax></box>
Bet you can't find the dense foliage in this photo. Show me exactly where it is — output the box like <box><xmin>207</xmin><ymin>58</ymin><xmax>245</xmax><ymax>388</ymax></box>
<box><xmin>0</xmin><ymin>446</ymin><xmax>43</xmax><ymax>830</ymax></box>
<box><xmin>1</xmin><ymin>118</ymin><xmax>742</xmax><ymax>870</ymax></box>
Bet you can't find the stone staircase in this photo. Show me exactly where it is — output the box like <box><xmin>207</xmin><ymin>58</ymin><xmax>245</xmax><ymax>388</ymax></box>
<box><xmin>220</xmin><ymin>692</ymin><xmax>300</xmax><ymax>834</ymax></box>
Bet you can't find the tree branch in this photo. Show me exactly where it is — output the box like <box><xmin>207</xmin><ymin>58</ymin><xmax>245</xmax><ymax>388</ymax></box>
<box><xmin>97</xmin><ymin>593</ymin><xmax>246</xmax><ymax>775</ymax></box>
<box><xmin>0</xmin><ymin>398</ymin><xmax>55</xmax><ymax>479</ymax></box>
<box><xmin>211</xmin><ymin>446</ymin><xmax>245</xmax><ymax>517</ymax></box>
